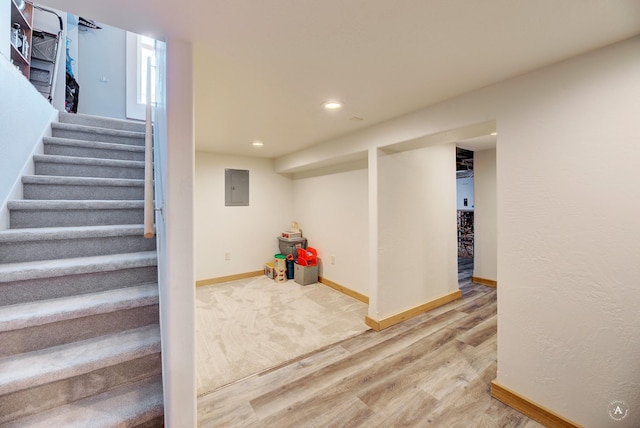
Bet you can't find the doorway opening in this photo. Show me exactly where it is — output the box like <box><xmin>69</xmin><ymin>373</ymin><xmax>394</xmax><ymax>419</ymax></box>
<box><xmin>455</xmin><ymin>131</ymin><xmax>497</xmax><ymax>290</ymax></box>
<box><xmin>456</xmin><ymin>148</ymin><xmax>474</xmax><ymax>286</ymax></box>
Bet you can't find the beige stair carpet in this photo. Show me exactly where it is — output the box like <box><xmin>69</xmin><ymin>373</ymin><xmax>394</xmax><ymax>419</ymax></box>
<box><xmin>196</xmin><ymin>276</ymin><xmax>369</xmax><ymax>396</ymax></box>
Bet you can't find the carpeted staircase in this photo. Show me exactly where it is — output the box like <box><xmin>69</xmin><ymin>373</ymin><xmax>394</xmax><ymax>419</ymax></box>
<box><xmin>0</xmin><ymin>112</ymin><xmax>163</xmax><ymax>427</ymax></box>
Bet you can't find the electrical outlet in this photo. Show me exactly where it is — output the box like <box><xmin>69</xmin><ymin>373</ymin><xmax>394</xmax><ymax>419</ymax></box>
<box><xmin>224</xmin><ymin>252</ymin><xmax>231</xmax><ymax>261</ymax></box>
<box><xmin>331</xmin><ymin>255</ymin><xmax>336</xmax><ymax>265</ymax></box>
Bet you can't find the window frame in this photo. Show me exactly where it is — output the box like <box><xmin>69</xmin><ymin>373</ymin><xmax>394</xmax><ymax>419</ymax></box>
<box><xmin>125</xmin><ymin>32</ymin><xmax>156</xmax><ymax>120</ymax></box>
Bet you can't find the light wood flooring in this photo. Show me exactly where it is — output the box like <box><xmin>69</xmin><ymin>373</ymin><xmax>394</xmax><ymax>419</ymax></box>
<box><xmin>198</xmin><ymin>267</ymin><xmax>543</xmax><ymax>427</ymax></box>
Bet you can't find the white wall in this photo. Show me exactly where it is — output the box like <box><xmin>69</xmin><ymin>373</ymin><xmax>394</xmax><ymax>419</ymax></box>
<box><xmin>275</xmin><ymin>37</ymin><xmax>640</xmax><ymax>426</ymax></box>
<box><xmin>195</xmin><ymin>152</ymin><xmax>293</xmax><ymax>280</ymax></box>
<box><xmin>473</xmin><ymin>148</ymin><xmax>496</xmax><ymax>281</ymax></box>
<box><xmin>495</xmin><ymin>40</ymin><xmax>640</xmax><ymax>427</ymax></box>
<box><xmin>456</xmin><ymin>176</ymin><xmax>474</xmax><ymax>211</ymax></box>
<box><xmin>374</xmin><ymin>144</ymin><xmax>458</xmax><ymax>319</ymax></box>
<box><xmin>76</xmin><ymin>20</ymin><xmax>126</xmax><ymax>119</ymax></box>
<box><xmin>0</xmin><ymin>56</ymin><xmax>56</xmax><ymax>229</ymax></box>
<box><xmin>155</xmin><ymin>37</ymin><xmax>196</xmax><ymax>427</ymax></box>
<box><xmin>293</xmin><ymin>166</ymin><xmax>369</xmax><ymax>296</ymax></box>
<box><xmin>0</xmin><ymin>0</ymin><xmax>10</xmax><ymax>60</ymax></box>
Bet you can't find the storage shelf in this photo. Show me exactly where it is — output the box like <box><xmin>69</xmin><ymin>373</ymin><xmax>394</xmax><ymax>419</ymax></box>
<box><xmin>10</xmin><ymin>42</ymin><xmax>28</xmax><ymax>63</ymax></box>
<box><xmin>9</xmin><ymin>0</ymin><xmax>33</xmax><ymax>79</ymax></box>
<box><xmin>11</xmin><ymin>0</ymin><xmax>32</xmax><ymax>27</ymax></box>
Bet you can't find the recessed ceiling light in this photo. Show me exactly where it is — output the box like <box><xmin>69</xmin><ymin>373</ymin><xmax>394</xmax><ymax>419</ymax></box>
<box><xmin>490</xmin><ymin>132</ymin><xmax>498</xmax><ymax>136</ymax></box>
<box><xmin>323</xmin><ymin>101</ymin><xmax>342</xmax><ymax>110</ymax></box>
<box><xmin>251</xmin><ymin>140</ymin><xmax>264</xmax><ymax>147</ymax></box>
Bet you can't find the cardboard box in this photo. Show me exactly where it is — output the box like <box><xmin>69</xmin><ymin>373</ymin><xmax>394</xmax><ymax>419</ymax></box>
<box><xmin>294</xmin><ymin>263</ymin><xmax>318</xmax><ymax>286</ymax></box>
<box><xmin>264</xmin><ymin>262</ymin><xmax>275</xmax><ymax>279</ymax></box>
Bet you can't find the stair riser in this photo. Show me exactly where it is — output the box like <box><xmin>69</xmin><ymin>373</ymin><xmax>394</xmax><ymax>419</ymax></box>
<box><xmin>51</xmin><ymin>128</ymin><xmax>145</xmax><ymax>146</ymax></box>
<box><xmin>58</xmin><ymin>113</ymin><xmax>146</xmax><ymax>133</ymax></box>
<box><xmin>34</xmin><ymin>161</ymin><xmax>144</xmax><ymax>180</ymax></box>
<box><xmin>44</xmin><ymin>143</ymin><xmax>145</xmax><ymax>162</ymax></box>
<box><xmin>0</xmin><ymin>305</ymin><xmax>159</xmax><ymax>358</ymax></box>
<box><xmin>0</xmin><ymin>354</ymin><xmax>161</xmax><ymax>425</ymax></box>
<box><xmin>10</xmin><ymin>207</ymin><xmax>143</xmax><ymax>228</ymax></box>
<box><xmin>23</xmin><ymin>183</ymin><xmax>144</xmax><ymax>200</ymax></box>
<box><xmin>0</xmin><ymin>235</ymin><xmax>156</xmax><ymax>263</ymax></box>
<box><xmin>0</xmin><ymin>267</ymin><xmax>157</xmax><ymax>306</ymax></box>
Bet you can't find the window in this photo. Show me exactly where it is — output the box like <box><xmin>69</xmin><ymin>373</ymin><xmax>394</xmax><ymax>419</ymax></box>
<box><xmin>126</xmin><ymin>32</ymin><xmax>157</xmax><ymax>120</ymax></box>
<box><xmin>139</xmin><ymin>35</ymin><xmax>156</xmax><ymax>104</ymax></box>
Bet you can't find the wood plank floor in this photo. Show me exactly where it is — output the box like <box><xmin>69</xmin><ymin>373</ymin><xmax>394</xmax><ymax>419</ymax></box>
<box><xmin>198</xmin><ymin>274</ymin><xmax>543</xmax><ymax>427</ymax></box>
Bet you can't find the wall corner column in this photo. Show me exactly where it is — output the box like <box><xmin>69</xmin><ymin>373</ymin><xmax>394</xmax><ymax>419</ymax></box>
<box><xmin>156</xmin><ymin>37</ymin><xmax>196</xmax><ymax>428</ymax></box>
<box><xmin>367</xmin><ymin>148</ymin><xmax>379</xmax><ymax>321</ymax></box>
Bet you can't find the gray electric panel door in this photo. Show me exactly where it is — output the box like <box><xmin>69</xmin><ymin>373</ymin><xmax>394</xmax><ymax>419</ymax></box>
<box><xmin>225</xmin><ymin>169</ymin><xmax>249</xmax><ymax>206</ymax></box>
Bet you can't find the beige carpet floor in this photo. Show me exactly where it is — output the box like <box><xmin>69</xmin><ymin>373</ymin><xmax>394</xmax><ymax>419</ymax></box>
<box><xmin>196</xmin><ymin>276</ymin><xmax>369</xmax><ymax>396</ymax></box>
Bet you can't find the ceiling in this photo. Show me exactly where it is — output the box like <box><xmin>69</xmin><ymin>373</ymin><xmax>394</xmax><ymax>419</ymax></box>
<box><xmin>37</xmin><ymin>0</ymin><xmax>640</xmax><ymax>159</ymax></box>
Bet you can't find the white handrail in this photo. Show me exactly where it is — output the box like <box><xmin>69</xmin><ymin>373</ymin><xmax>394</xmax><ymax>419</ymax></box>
<box><xmin>143</xmin><ymin>57</ymin><xmax>155</xmax><ymax>239</ymax></box>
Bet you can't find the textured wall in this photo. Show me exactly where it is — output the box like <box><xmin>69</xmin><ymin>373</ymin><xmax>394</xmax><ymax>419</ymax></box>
<box><xmin>473</xmin><ymin>149</ymin><xmax>496</xmax><ymax>281</ymax></box>
<box><xmin>293</xmin><ymin>166</ymin><xmax>369</xmax><ymax>296</ymax></box>
<box><xmin>495</xmin><ymin>38</ymin><xmax>640</xmax><ymax>427</ymax></box>
<box><xmin>275</xmin><ymin>37</ymin><xmax>640</xmax><ymax>426</ymax></box>
<box><xmin>194</xmin><ymin>152</ymin><xmax>293</xmax><ymax>280</ymax></box>
<box><xmin>374</xmin><ymin>144</ymin><xmax>458</xmax><ymax>319</ymax></box>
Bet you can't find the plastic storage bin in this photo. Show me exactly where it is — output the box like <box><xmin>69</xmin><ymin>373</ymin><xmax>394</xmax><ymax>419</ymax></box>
<box><xmin>278</xmin><ymin>236</ymin><xmax>307</xmax><ymax>258</ymax></box>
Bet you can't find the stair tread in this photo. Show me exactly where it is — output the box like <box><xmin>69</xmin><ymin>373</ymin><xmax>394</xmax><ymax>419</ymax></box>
<box><xmin>1</xmin><ymin>111</ymin><xmax>161</xmax><ymax>425</ymax></box>
<box><xmin>0</xmin><ymin>284</ymin><xmax>158</xmax><ymax>332</ymax></box>
<box><xmin>58</xmin><ymin>111</ymin><xmax>146</xmax><ymax>132</ymax></box>
<box><xmin>0</xmin><ymin>224</ymin><xmax>146</xmax><ymax>242</ymax></box>
<box><xmin>2</xmin><ymin>375</ymin><xmax>163</xmax><ymax>428</ymax></box>
<box><xmin>33</xmin><ymin>154</ymin><xmax>144</xmax><ymax>168</ymax></box>
<box><xmin>8</xmin><ymin>199</ymin><xmax>144</xmax><ymax>209</ymax></box>
<box><xmin>22</xmin><ymin>175</ymin><xmax>144</xmax><ymax>187</ymax></box>
<box><xmin>52</xmin><ymin>122</ymin><xmax>145</xmax><ymax>138</ymax></box>
<box><xmin>0</xmin><ymin>251</ymin><xmax>157</xmax><ymax>283</ymax></box>
<box><xmin>0</xmin><ymin>324</ymin><xmax>160</xmax><ymax>394</ymax></box>
<box><xmin>44</xmin><ymin>136</ymin><xmax>145</xmax><ymax>152</ymax></box>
